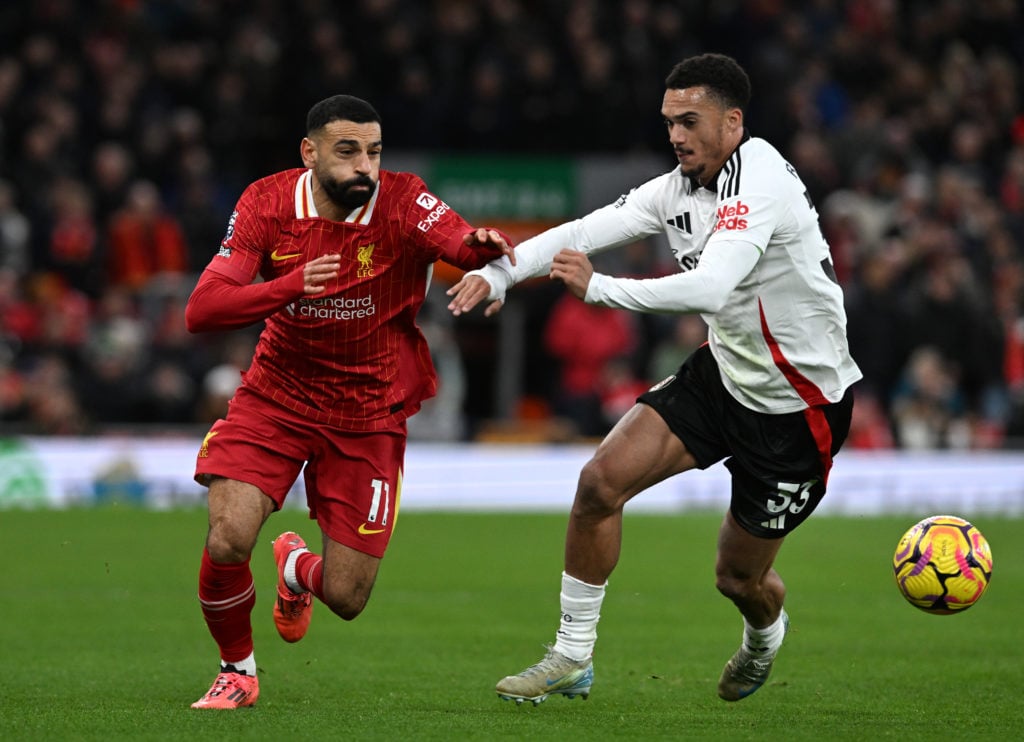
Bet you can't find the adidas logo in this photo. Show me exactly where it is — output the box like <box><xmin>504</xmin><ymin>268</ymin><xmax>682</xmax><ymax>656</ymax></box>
<box><xmin>666</xmin><ymin>212</ymin><xmax>692</xmax><ymax>234</ymax></box>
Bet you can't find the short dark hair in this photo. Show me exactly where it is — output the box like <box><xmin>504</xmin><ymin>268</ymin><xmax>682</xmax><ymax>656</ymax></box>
<box><xmin>306</xmin><ymin>95</ymin><xmax>381</xmax><ymax>134</ymax></box>
<box><xmin>665</xmin><ymin>53</ymin><xmax>751</xmax><ymax>111</ymax></box>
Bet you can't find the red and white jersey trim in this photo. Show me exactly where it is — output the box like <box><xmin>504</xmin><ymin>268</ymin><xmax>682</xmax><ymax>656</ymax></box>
<box><xmin>295</xmin><ymin>170</ymin><xmax>315</xmax><ymax>218</ymax></box>
<box><xmin>293</xmin><ymin>169</ymin><xmax>379</xmax><ymax>224</ymax></box>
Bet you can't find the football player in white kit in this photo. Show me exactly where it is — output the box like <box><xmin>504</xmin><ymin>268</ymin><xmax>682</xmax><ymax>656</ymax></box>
<box><xmin>448</xmin><ymin>53</ymin><xmax>862</xmax><ymax>705</ymax></box>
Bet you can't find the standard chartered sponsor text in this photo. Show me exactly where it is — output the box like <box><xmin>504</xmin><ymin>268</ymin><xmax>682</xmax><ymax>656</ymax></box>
<box><xmin>298</xmin><ymin>294</ymin><xmax>376</xmax><ymax>320</ymax></box>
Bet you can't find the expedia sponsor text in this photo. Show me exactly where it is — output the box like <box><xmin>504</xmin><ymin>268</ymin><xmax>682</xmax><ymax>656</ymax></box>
<box><xmin>416</xmin><ymin>201</ymin><xmax>451</xmax><ymax>232</ymax></box>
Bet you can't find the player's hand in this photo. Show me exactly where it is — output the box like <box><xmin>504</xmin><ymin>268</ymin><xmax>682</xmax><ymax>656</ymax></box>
<box><xmin>464</xmin><ymin>228</ymin><xmax>516</xmax><ymax>266</ymax></box>
<box><xmin>302</xmin><ymin>254</ymin><xmax>341</xmax><ymax>294</ymax></box>
<box><xmin>446</xmin><ymin>274</ymin><xmax>504</xmax><ymax>317</ymax></box>
<box><xmin>550</xmin><ymin>249</ymin><xmax>593</xmax><ymax>299</ymax></box>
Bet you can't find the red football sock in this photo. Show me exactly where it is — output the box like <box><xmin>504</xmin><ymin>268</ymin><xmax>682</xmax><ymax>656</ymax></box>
<box><xmin>198</xmin><ymin>547</ymin><xmax>256</xmax><ymax>664</ymax></box>
<box><xmin>294</xmin><ymin>550</ymin><xmax>324</xmax><ymax>601</ymax></box>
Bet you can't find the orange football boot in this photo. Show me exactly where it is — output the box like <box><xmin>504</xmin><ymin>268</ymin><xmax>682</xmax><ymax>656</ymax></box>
<box><xmin>191</xmin><ymin>670</ymin><xmax>259</xmax><ymax>709</ymax></box>
<box><xmin>272</xmin><ymin>531</ymin><xmax>313</xmax><ymax>642</ymax></box>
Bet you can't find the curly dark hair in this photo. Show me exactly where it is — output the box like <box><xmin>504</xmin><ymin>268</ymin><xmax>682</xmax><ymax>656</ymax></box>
<box><xmin>664</xmin><ymin>53</ymin><xmax>751</xmax><ymax>111</ymax></box>
<box><xmin>306</xmin><ymin>94</ymin><xmax>381</xmax><ymax>134</ymax></box>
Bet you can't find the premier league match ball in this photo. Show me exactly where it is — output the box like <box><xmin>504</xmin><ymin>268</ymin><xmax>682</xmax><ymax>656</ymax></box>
<box><xmin>892</xmin><ymin>515</ymin><xmax>993</xmax><ymax>615</ymax></box>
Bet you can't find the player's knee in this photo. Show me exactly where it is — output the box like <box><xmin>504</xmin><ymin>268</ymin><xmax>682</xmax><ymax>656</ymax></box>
<box><xmin>714</xmin><ymin>566</ymin><xmax>757</xmax><ymax>604</ymax></box>
<box><xmin>205</xmin><ymin>523</ymin><xmax>255</xmax><ymax>564</ymax></box>
<box><xmin>574</xmin><ymin>457</ymin><xmax>625</xmax><ymax>517</ymax></box>
<box><xmin>324</xmin><ymin>597</ymin><xmax>365</xmax><ymax>621</ymax></box>
<box><xmin>322</xmin><ymin>581</ymin><xmax>372</xmax><ymax>621</ymax></box>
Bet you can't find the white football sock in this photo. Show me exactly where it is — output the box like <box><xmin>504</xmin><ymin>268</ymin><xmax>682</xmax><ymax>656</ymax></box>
<box><xmin>742</xmin><ymin>608</ymin><xmax>788</xmax><ymax>656</ymax></box>
<box><xmin>552</xmin><ymin>571</ymin><xmax>606</xmax><ymax>662</ymax></box>
<box><xmin>284</xmin><ymin>547</ymin><xmax>309</xmax><ymax>593</ymax></box>
<box><xmin>223</xmin><ymin>652</ymin><xmax>256</xmax><ymax>676</ymax></box>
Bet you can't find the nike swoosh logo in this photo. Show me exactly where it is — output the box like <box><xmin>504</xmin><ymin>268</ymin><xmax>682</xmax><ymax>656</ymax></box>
<box><xmin>358</xmin><ymin>523</ymin><xmax>386</xmax><ymax>535</ymax></box>
<box><xmin>546</xmin><ymin>670</ymin><xmax>584</xmax><ymax>686</ymax></box>
<box><xmin>270</xmin><ymin>249</ymin><xmax>302</xmax><ymax>261</ymax></box>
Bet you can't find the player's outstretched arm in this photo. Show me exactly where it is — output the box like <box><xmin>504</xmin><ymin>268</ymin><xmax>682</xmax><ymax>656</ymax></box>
<box><xmin>186</xmin><ymin>254</ymin><xmax>342</xmax><ymax>332</ymax></box>
<box><xmin>448</xmin><ymin>218</ymin><xmax>600</xmax><ymax>317</ymax></box>
<box><xmin>463</xmin><ymin>227</ymin><xmax>516</xmax><ymax>266</ymax></box>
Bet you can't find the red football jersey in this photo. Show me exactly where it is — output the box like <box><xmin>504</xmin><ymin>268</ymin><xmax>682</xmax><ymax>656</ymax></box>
<box><xmin>187</xmin><ymin>168</ymin><xmax>506</xmax><ymax>431</ymax></box>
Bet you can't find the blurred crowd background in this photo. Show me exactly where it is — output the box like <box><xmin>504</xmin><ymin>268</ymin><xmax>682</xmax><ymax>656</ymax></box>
<box><xmin>1</xmin><ymin>0</ymin><xmax>1023</xmax><ymax>449</ymax></box>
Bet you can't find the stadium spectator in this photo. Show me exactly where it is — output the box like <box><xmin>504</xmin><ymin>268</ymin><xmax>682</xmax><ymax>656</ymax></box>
<box><xmin>76</xmin><ymin>286</ymin><xmax>148</xmax><ymax>424</ymax></box>
<box><xmin>0</xmin><ymin>267</ymin><xmax>37</xmax><ymax>352</ymax></box>
<box><xmin>845</xmin><ymin>390</ymin><xmax>896</xmax><ymax>450</ymax></box>
<box><xmin>184</xmin><ymin>94</ymin><xmax>514</xmax><ymax>709</ymax></box>
<box><xmin>20</xmin><ymin>352</ymin><xmax>89</xmax><ymax>435</ymax></box>
<box><xmin>196</xmin><ymin>362</ymin><xmax>242</xmax><ymax>425</ymax></box>
<box><xmin>543</xmin><ymin>291</ymin><xmax>639</xmax><ymax>438</ymax></box>
<box><xmin>28</xmin><ymin>271</ymin><xmax>91</xmax><ymax>353</ymax></box>
<box><xmin>105</xmin><ymin>179</ymin><xmax>190</xmax><ymax>292</ymax></box>
<box><xmin>0</xmin><ymin>180</ymin><xmax>30</xmax><ymax>277</ymax></box>
<box><xmin>647</xmin><ymin>314</ymin><xmax>708</xmax><ymax>383</ymax></box>
<box><xmin>0</xmin><ymin>354</ymin><xmax>27</xmax><ymax>424</ymax></box>
<box><xmin>44</xmin><ymin>176</ymin><xmax>102</xmax><ymax>296</ymax></box>
<box><xmin>90</xmin><ymin>142</ymin><xmax>135</xmax><ymax>225</ymax></box>
<box><xmin>194</xmin><ymin>333</ymin><xmax>257</xmax><ymax>424</ymax></box>
<box><xmin>596</xmin><ymin>355</ymin><xmax>650</xmax><ymax>431</ymax></box>
<box><xmin>843</xmin><ymin>246</ymin><xmax>912</xmax><ymax>409</ymax></box>
<box><xmin>890</xmin><ymin>346</ymin><xmax>971</xmax><ymax>450</ymax></box>
<box><xmin>406</xmin><ymin>290</ymin><xmax>469</xmax><ymax>442</ymax></box>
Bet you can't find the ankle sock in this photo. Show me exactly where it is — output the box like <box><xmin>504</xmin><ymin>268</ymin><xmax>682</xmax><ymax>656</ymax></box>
<box><xmin>283</xmin><ymin>546</ymin><xmax>309</xmax><ymax>593</ymax></box>
<box><xmin>552</xmin><ymin>571</ymin><xmax>606</xmax><ymax>662</ymax></box>
<box><xmin>221</xmin><ymin>652</ymin><xmax>256</xmax><ymax>676</ymax></box>
<box><xmin>743</xmin><ymin>608</ymin><xmax>788</xmax><ymax>655</ymax></box>
<box><xmin>293</xmin><ymin>550</ymin><xmax>324</xmax><ymax>600</ymax></box>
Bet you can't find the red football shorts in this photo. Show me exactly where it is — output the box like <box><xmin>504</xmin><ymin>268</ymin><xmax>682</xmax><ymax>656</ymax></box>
<box><xmin>195</xmin><ymin>386</ymin><xmax>406</xmax><ymax>558</ymax></box>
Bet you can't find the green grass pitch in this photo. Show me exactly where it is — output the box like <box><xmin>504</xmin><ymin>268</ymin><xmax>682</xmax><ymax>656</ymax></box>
<box><xmin>0</xmin><ymin>506</ymin><xmax>1021</xmax><ymax>740</ymax></box>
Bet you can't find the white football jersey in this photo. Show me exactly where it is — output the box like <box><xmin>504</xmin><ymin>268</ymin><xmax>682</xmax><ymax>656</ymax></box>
<box><xmin>475</xmin><ymin>135</ymin><xmax>862</xmax><ymax>413</ymax></box>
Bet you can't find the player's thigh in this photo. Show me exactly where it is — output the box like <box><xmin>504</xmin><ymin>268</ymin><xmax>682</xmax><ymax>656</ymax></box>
<box><xmin>206</xmin><ymin>477</ymin><xmax>276</xmax><ymax>559</ymax></box>
<box><xmin>584</xmin><ymin>403</ymin><xmax>699</xmax><ymax>503</ymax></box>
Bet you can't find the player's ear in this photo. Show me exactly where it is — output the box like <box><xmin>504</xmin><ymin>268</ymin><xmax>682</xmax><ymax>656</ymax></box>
<box><xmin>725</xmin><ymin>107</ymin><xmax>743</xmax><ymax>134</ymax></box>
<box><xmin>300</xmin><ymin>137</ymin><xmax>317</xmax><ymax>168</ymax></box>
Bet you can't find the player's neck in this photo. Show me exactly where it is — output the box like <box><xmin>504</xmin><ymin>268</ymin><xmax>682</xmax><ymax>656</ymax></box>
<box><xmin>698</xmin><ymin>132</ymin><xmax>744</xmax><ymax>188</ymax></box>
<box><xmin>312</xmin><ymin>188</ymin><xmax>348</xmax><ymax>222</ymax></box>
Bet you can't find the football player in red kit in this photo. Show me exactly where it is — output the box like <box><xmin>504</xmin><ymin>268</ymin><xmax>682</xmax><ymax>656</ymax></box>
<box><xmin>186</xmin><ymin>94</ymin><xmax>514</xmax><ymax>709</ymax></box>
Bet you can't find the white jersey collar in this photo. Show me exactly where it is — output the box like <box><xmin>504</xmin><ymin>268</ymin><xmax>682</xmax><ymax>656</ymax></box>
<box><xmin>294</xmin><ymin>169</ymin><xmax>379</xmax><ymax>224</ymax></box>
